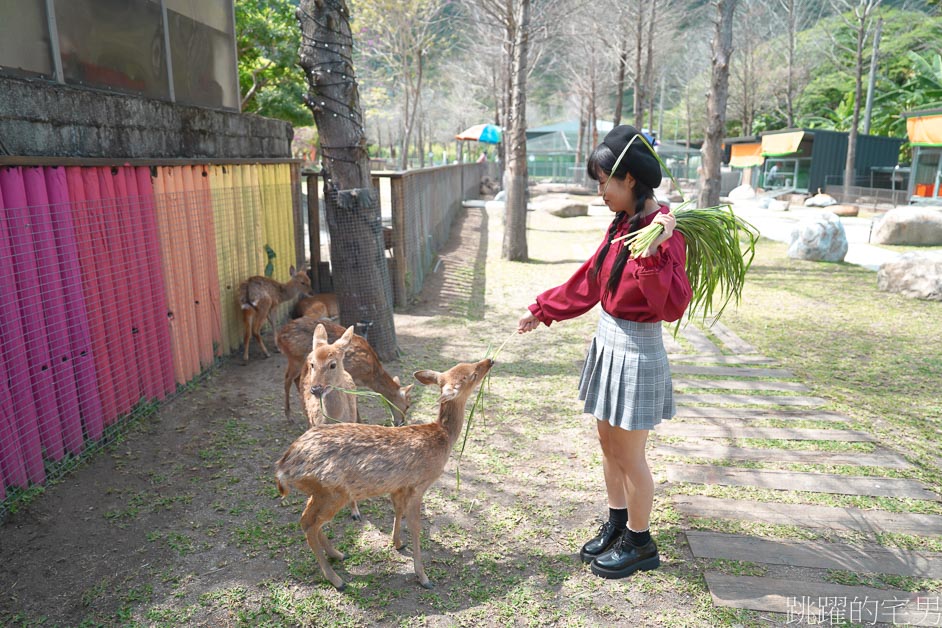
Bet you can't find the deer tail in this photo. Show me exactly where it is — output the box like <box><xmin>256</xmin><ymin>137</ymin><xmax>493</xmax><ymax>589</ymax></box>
<box><xmin>239</xmin><ymin>283</ymin><xmax>257</xmax><ymax>311</ymax></box>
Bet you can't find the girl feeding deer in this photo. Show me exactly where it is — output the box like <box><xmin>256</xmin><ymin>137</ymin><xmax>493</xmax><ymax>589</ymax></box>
<box><xmin>518</xmin><ymin>125</ymin><xmax>691</xmax><ymax>580</ymax></box>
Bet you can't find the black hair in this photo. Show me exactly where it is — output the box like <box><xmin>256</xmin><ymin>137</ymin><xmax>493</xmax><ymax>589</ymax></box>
<box><xmin>587</xmin><ymin>143</ymin><xmax>656</xmax><ymax>295</ymax></box>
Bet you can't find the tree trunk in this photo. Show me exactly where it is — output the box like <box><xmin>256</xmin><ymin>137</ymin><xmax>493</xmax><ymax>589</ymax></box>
<box><xmin>644</xmin><ymin>0</ymin><xmax>657</xmax><ymax>131</ymax></box>
<box><xmin>613</xmin><ymin>34</ymin><xmax>630</xmax><ymax>126</ymax></box>
<box><xmin>698</xmin><ymin>0</ymin><xmax>738</xmax><ymax>210</ymax></box>
<box><xmin>633</xmin><ymin>13</ymin><xmax>644</xmax><ymax>127</ymax></box>
<box><xmin>844</xmin><ymin>10</ymin><xmax>867</xmax><ymax>195</ymax></box>
<box><xmin>785</xmin><ymin>0</ymin><xmax>796</xmax><ymax>127</ymax></box>
<box><xmin>297</xmin><ymin>0</ymin><xmax>397</xmax><ymax>361</ymax></box>
<box><xmin>502</xmin><ymin>0</ymin><xmax>530</xmax><ymax>261</ymax></box>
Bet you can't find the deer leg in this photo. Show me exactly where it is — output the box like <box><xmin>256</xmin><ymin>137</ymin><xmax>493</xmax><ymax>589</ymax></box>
<box><xmin>349</xmin><ymin>500</ymin><xmax>361</xmax><ymax>521</ymax></box>
<box><xmin>318</xmin><ymin>529</ymin><xmax>344</xmax><ymax>560</ymax></box>
<box><xmin>300</xmin><ymin>495</ymin><xmax>347</xmax><ymax>591</ymax></box>
<box><xmin>241</xmin><ymin>309</ymin><xmax>254</xmax><ymax>362</ymax></box>
<box><xmin>283</xmin><ymin>364</ymin><xmax>299</xmax><ymax>422</ymax></box>
<box><xmin>406</xmin><ymin>496</ymin><xmax>432</xmax><ymax>589</ymax></box>
<box><xmin>390</xmin><ymin>489</ymin><xmax>411</xmax><ymax>550</ymax></box>
<box><xmin>253</xmin><ymin>315</ymin><xmax>271</xmax><ymax>358</ymax></box>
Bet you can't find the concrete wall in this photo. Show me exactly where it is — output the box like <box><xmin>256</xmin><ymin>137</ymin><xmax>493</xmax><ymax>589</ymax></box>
<box><xmin>0</xmin><ymin>76</ymin><xmax>292</xmax><ymax>160</ymax></box>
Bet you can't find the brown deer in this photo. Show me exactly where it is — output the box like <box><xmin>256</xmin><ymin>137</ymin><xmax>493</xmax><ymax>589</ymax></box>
<box><xmin>239</xmin><ymin>265</ymin><xmax>311</xmax><ymax>362</ymax></box>
<box><xmin>274</xmin><ymin>356</ymin><xmax>494</xmax><ymax>591</ymax></box>
<box><xmin>275</xmin><ymin>317</ymin><xmax>412</xmax><ymax>425</ymax></box>
<box><xmin>301</xmin><ymin>323</ymin><xmax>362</xmax><ymax>520</ymax></box>
<box><xmin>292</xmin><ymin>292</ymin><xmax>339</xmax><ymax>320</ymax></box>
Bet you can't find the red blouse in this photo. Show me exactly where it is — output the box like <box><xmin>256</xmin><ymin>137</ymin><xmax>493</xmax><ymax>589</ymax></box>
<box><xmin>528</xmin><ymin>205</ymin><xmax>692</xmax><ymax>325</ymax></box>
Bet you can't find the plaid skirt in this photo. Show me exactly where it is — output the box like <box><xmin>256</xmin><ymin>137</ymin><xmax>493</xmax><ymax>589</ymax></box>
<box><xmin>578</xmin><ymin>311</ymin><xmax>675</xmax><ymax>431</ymax></box>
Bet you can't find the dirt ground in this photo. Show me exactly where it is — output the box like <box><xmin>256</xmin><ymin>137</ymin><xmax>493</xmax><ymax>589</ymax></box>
<box><xmin>0</xmin><ymin>200</ymin><xmax>714</xmax><ymax>627</ymax></box>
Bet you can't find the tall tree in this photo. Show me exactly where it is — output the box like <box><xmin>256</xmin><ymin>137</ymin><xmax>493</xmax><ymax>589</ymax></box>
<box><xmin>830</xmin><ymin>0</ymin><xmax>883</xmax><ymax>194</ymax></box>
<box><xmin>698</xmin><ymin>0</ymin><xmax>738</xmax><ymax>209</ymax></box>
<box><xmin>775</xmin><ymin>0</ymin><xmax>821</xmax><ymax>127</ymax></box>
<box><xmin>502</xmin><ymin>0</ymin><xmax>531</xmax><ymax>261</ymax></box>
<box><xmin>236</xmin><ymin>0</ymin><xmax>312</xmax><ymax>126</ymax></box>
<box><xmin>352</xmin><ymin>0</ymin><xmax>449</xmax><ymax>170</ymax></box>
<box><xmin>297</xmin><ymin>0</ymin><xmax>398</xmax><ymax>360</ymax></box>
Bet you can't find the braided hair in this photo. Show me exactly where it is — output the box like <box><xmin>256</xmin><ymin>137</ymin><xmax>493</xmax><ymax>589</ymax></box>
<box><xmin>587</xmin><ymin>143</ymin><xmax>656</xmax><ymax>295</ymax></box>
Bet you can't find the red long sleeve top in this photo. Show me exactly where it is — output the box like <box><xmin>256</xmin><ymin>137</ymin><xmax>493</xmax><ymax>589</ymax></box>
<box><xmin>528</xmin><ymin>205</ymin><xmax>692</xmax><ymax>325</ymax></box>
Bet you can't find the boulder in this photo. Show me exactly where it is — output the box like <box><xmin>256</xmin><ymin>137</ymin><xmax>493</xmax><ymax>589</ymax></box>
<box><xmin>787</xmin><ymin>212</ymin><xmax>848</xmax><ymax>262</ymax></box>
<box><xmin>877</xmin><ymin>252</ymin><xmax>942</xmax><ymax>301</ymax></box>
<box><xmin>769</xmin><ymin>199</ymin><xmax>790</xmax><ymax>212</ymax></box>
<box><xmin>728</xmin><ymin>184</ymin><xmax>756</xmax><ymax>201</ymax></box>
<box><xmin>536</xmin><ymin>195</ymin><xmax>589</xmax><ymax>217</ymax></box>
<box><xmin>871</xmin><ymin>207</ymin><xmax>942</xmax><ymax>245</ymax></box>
<box><xmin>804</xmin><ymin>192</ymin><xmax>837</xmax><ymax>207</ymax></box>
<box><xmin>830</xmin><ymin>204</ymin><xmax>859</xmax><ymax>217</ymax></box>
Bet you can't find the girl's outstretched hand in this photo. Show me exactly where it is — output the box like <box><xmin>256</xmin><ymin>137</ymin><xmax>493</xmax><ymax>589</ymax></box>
<box><xmin>518</xmin><ymin>311</ymin><xmax>540</xmax><ymax>333</ymax></box>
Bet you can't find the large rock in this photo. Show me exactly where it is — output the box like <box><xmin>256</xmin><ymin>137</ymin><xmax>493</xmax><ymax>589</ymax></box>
<box><xmin>804</xmin><ymin>192</ymin><xmax>837</xmax><ymax>207</ymax></box>
<box><xmin>787</xmin><ymin>212</ymin><xmax>848</xmax><ymax>262</ymax></box>
<box><xmin>877</xmin><ymin>252</ymin><xmax>942</xmax><ymax>301</ymax></box>
<box><xmin>533</xmin><ymin>194</ymin><xmax>589</xmax><ymax>217</ymax></box>
<box><xmin>728</xmin><ymin>184</ymin><xmax>756</xmax><ymax>201</ymax></box>
<box><xmin>871</xmin><ymin>207</ymin><xmax>942</xmax><ymax>245</ymax></box>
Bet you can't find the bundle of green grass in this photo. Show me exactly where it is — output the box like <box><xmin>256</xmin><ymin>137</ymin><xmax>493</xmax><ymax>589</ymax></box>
<box><xmin>612</xmin><ymin>134</ymin><xmax>759</xmax><ymax>327</ymax></box>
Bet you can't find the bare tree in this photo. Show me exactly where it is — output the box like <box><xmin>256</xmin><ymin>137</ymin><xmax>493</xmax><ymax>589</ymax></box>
<box><xmin>353</xmin><ymin>0</ymin><xmax>449</xmax><ymax>170</ymax></box>
<box><xmin>297</xmin><ymin>0</ymin><xmax>397</xmax><ymax>360</ymax></box>
<box><xmin>775</xmin><ymin>0</ymin><xmax>822</xmax><ymax>126</ymax></box>
<box><xmin>698</xmin><ymin>0</ymin><xmax>738</xmax><ymax>209</ymax></box>
<box><xmin>829</xmin><ymin>0</ymin><xmax>883</xmax><ymax>193</ymax></box>
<box><xmin>502</xmin><ymin>0</ymin><xmax>531</xmax><ymax>261</ymax></box>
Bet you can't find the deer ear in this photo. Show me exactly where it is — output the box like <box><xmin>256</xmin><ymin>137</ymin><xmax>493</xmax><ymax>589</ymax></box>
<box><xmin>413</xmin><ymin>370</ymin><xmax>440</xmax><ymax>386</ymax></box>
<box><xmin>290</xmin><ymin>265</ymin><xmax>297</xmax><ymax>276</ymax></box>
<box><xmin>393</xmin><ymin>375</ymin><xmax>400</xmax><ymax>385</ymax></box>
<box><xmin>438</xmin><ymin>385</ymin><xmax>459</xmax><ymax>403</ymax></box>
<box><xmin>313</xmin><ymin>323</ymin><xmax>328</xmax><ymax>349</ymax></box>
<box><xmin>337</xmin><ymin>325</ymin><xmax>355</xmax><ymax>350</ymax></box>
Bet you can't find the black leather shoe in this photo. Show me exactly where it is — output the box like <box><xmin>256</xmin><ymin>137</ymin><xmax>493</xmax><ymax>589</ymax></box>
<box><xmin>579</xmin><ymin>521</ymin><xmax>624</xmax><ymax>564</ymax></box>
<box><xmin>590</xmin><ymin>537</ymin><xmax>660</xmax><ymax>579</ymax></box>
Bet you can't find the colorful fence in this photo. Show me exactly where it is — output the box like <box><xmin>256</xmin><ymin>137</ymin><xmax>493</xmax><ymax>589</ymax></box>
<box><xmin>0</xmin><ymin>161</ymin><xmax>299</xmax><ymax>511</ymax></box>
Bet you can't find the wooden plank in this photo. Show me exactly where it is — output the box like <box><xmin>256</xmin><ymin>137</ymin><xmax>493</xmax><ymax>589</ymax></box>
<box><xmin>657</xmin><ymin>423</ymin><xmax>873</xmax><ymax>441</ymax></box>
<box><xmin>674</xmin><ymin>379</ymin><xmax>811</xmax><ymax>393</ymax></box>
<box><xmin>675</xmin><ymin>393</ymin><xmax>826</xmax><ymax>407</ymax></box>
<box><xmin>664</xmin><ymin>464</ymin><xmax>938</xmax><ymax>500</ymax></box>
<box><xmin>660</xmin><ymin>329</ymin><xmax>683</xmax><ymax>354</ymax></box>
<box><xmin>672</xmin><ymin>364</ymin><xmax>794</xmax><ymax>378</ymax></box>
<box><xmin>673</xmin><ymin>495</ymin><xmax>942</xmax><ymax>536</ymax></box>
<box><xmin>678</xmin><ymin>325</ymin><xmax>722</xmax><ymax>354</ymax></box>
<box><xmin>653</xmin><ymin>442</ymin><xmax>912</xmax><ymax>469</ymax></box>
<box><xmin>704</xmin><ymin>572</ymin><xmax>941</xmax><ymax>626</ymax></box>
<box><xmin>688</xmin><ymin>531</ymin><xmax>942</xmax><ymax>578</ymax></box>
<box><xmin>674</xmin><ymin>407</ymin><xmax>847</xmax><ymax>421</ymax></box>
<box><xmin>669</xmin><ymin>354</ymin><xmax>777</xmax><ymax>365</ymax></box>
<box><xmin>707</xmin><ymin>321</ymin><xmax>757</xmax><ymax>354</ymax></box>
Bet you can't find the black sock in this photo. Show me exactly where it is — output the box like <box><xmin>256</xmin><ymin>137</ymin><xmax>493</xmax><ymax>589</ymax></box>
<box><xmin>608</xmin><ymin>508</ymin><xmax>628</xmax><ymax>530</ymax></box>
<box><xmin>627</xmin><ymin>527</ymin><xmax>652</xmax><ymax>547</ymax></box>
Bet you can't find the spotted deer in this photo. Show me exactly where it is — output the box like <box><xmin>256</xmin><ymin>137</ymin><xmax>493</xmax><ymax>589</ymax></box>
<box><xmin>292</xmin><ymin>292</ymin><xmax>339</xmax><ymax>320</ymax></box>
<box><xmin>239</xmin><ymin>265</ymin><xmax>311</xmax><ymax>362</ymax></box>
<box><xmin>275</xmin><ymin>317</ymin><xmax>412</xmax><ymax>425</ymax></box>
<box><xmin>274</xmin><ymin>357</ymin><xmax>494</xmax><ymax>591</ymax></box>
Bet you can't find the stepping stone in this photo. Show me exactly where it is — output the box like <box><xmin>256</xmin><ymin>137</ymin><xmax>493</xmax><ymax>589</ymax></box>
<box><xmin>704</xmin><ymin>572</ymin><xmax>941</xmax><ymax>626</ymax></box>
<box><xmin>672</xmin><ymin>364</ymin><xmax>794</xmax><ymax>378</ymax></box>
<box><xmin>708</xmin><ymin>322</ymin><xmax>757</xmax><ymax>354</ymax></box>
<box><xmin>678</xmin><ymin>325</ymin><xmax>723</xmax><ymax>354</ymax></box>
<box><xmin>670</xmin><ymin>354</ymin><xmax>777</xmax><ymax>365</ymax></box>
<box><xmin>653</xmin><ymin>441</ymin><xmax>911</xmax><ymax>469</ymax></box>
<box><xmin>657</xmin><ymin>424</ymin><xmax>873</xmax><ymax>441</ymax></box>
<box><xmin>674</xmin><ymin>379</ymin><xmax>811</xmax><ymax>393</ymax></box>
<box><xmin>687</xmin><ymin>531</ymin><xmax>942</xmax><ymax>578</ymax></box>
<box><xmin>676</xmin><ymin>393</ymin><xmax>826</xmax><ymax>407</ymax></box>
<box><xmin>661</xmin><ymin>331</ymin><xmax>683</xmax><ymax>353</ymax></box>
<box><xmin>664</xmin><ymin>464</ymin><xmax>938</xmax><ymax>500</ymax></box>
<box><xmin>673</xmin><ymin>495</ymin><xmax>942</xmax><ymax>536</ymax></box>
<box><xmin>674</xmin><ymin>407</ymin><xmax>847</xmax><ymax>422</ymax></box>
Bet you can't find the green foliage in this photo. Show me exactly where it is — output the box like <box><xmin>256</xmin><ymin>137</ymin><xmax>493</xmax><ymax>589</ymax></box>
<box><xmin>235</xmin><ymin>0</ymin><xmax>312</xmax><ymax>127</ymax></box>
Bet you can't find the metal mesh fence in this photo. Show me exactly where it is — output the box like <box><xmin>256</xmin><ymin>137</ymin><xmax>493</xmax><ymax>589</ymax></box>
<box><xmin>0</xmin><ymin>162</ymin><xmax>299</xmax><ymax>518</ymax></box>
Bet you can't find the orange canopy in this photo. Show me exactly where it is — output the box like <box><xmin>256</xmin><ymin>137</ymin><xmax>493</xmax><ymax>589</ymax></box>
<box><xmin>729</xmin><ymin>143</ymin><xmax>764</xmax><ymax>168</ymax></box>
<box><xmin>907</xmin><ymin>114</ymin><xmax>942</xmax><ymax>147</ymax></box>
<box><xmin>761</xmin><ymin>131</ymin><xmax>804</xmax><ymax>156</ymax></box>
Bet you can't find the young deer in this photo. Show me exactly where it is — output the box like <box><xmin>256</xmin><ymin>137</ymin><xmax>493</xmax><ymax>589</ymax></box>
<box><xmin>275</xmin><ymin>317</ymin><xmax>413</xmax><ymax>425</ymax></box>
<box><xmin>239</xmin><ymin>265</ymin><xmax>311</xmax><ymax>362</ymax></box>
<box><xmin>292</xmin><ymin>292</ymin><xmax>339</xmax><ymax>320</ymax></box>
<box><xmin>301</xmin><ymin>323</ymin><xmax>362</xmax><ymax>520</ymax></box>
<box><xmin>274</xmin><ymin>357</ymin><xmax>494</xmax><ymax>591</ymax></box>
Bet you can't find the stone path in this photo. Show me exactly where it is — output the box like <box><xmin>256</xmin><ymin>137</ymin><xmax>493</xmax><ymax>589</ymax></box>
<box><xmin>658</xmin><ymin>321</ymin><xmax>942</xmax><ymax>626</ymax></box>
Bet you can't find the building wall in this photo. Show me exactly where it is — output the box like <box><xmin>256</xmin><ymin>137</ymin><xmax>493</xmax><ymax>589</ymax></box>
<box><xmin>0</xmin><ymin>76</ymin><xmax>291</xmax><ymax>160</ymax></box>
